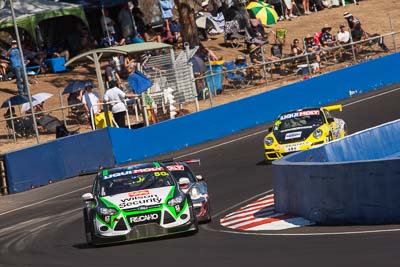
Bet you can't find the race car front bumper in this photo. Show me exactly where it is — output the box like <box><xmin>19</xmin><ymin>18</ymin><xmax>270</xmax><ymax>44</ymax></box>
<box><xmin>264</xmin><ymin>141</ymin><xmax>324</xmax><ymax>161</ymax></box>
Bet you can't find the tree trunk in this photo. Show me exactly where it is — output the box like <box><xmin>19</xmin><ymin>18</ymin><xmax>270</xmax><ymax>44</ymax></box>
<box><xmin>174</xmin><ymin>0</ymin><xmax>200</xmax><ymax>48</ymax></box>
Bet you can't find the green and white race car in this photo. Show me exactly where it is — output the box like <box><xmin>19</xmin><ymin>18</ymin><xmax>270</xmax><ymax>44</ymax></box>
<box><xmin>81</xmin><ymin>162</ymin><xmax>198</xmax><ymax>246</ymax></box>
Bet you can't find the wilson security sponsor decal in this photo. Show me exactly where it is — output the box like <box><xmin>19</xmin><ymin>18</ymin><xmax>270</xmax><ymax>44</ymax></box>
<box><xmin>105</xmin><ymin>187</ymin><xmax>173</xmax><ymax>209</ymax></box>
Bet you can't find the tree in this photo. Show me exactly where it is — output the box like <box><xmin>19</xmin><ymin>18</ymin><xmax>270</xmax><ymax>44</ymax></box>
<box><xmin>174</xmin><ymin>0</ymin><xmax>200</xmax><ymax>48</ymax></box>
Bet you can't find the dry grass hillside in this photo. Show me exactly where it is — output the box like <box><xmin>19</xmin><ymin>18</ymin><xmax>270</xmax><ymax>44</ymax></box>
<box><xmin>0</xmin><ymin>0</ymin><xmax>399</xmax><ymax>154</ymax></box>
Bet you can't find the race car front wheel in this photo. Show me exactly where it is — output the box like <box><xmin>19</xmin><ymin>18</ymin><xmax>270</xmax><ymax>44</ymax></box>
<box><xmin>83</xmin><ymin>209</ymin><xmax>96</xmax><ymax>246</ymax></box>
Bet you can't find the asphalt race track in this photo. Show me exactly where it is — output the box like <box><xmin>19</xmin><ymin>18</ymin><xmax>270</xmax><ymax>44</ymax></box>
<box><xmin>0</xmin><ymin>85</ymin><xmax>399</xmax><ymax>267</ymax></box>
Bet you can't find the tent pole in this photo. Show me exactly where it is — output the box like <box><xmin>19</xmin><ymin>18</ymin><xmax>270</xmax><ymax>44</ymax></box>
<box><xmin>9</xmin><ymin>0</ymin><xmax>40</xmax><ymax>144</ymax></box>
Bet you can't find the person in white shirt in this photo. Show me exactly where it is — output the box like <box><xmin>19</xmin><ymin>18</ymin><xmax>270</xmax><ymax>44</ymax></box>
<box><xmin>337</xmin><ymin>23</ymin><xmax>350</xmax><ymax>44</ymax></box>
<box><xmin>104</xmin><ymin>80</ymin><xmax>137</xmax><ymax>128</ymax></box>
<box><xmin>337</xmin><ymin>23</ymin><xmax>351</xmax><ymax>60</ymax></box>
<box><xmin>82</xmin><ymin>84</ymin><xmax>101</xmax><ymax>129</ymax></box>
<box><xmin>82</xmin><ymin>84</ymin><xmax>100</xmax><ymax>116</ymax></box>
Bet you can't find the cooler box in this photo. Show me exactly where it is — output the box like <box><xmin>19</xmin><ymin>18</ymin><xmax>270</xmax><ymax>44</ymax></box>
<box><xmin>205</xmin><ymin>60</ymin><xmax>224</xmax><ymax>94</ymax></box>
<box><xmin>45</xmin><ymin>57</ymin><xmax>67</xmax><ymax>73</ymax></box>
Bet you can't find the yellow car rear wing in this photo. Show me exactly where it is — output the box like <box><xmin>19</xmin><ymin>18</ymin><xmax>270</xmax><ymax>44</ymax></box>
<box><xmin>322</xmin><ymin>104</ymin><xmax>343</xmax><ymax>112</ymax></box>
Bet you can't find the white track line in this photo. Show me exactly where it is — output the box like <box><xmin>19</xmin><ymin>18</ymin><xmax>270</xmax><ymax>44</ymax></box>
<box><xmin>176</xmin><ymin>87</ymin><xmax>400</xmax><ymax>159</ymax></box>
<box><xmin>0</xmin><ymin>185</ymin><xmax>92</xmax><ymax>217</ymax></box>
<box><xmin>3</xmin><ymin>87</ymin><xmax>400</xmax><ymax>218</ymax></box>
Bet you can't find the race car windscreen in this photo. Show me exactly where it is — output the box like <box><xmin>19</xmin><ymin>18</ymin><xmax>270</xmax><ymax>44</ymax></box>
<box><xmin>274</xmin><ymin>110</ymin><xmax>324</xmax><ymax>131</ymax></box>
<box><xmin>166</xmin><ymin>164</ymin><xmax>197</xmax><ymax>183</ymax></box>
<box><xmin>99</xmin><ymin>169</ymin><xmax>174</xmax><ymax>196</ymax></box>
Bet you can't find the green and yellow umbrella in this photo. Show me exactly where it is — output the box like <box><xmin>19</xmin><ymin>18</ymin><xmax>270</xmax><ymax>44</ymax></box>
<box><xmin>246</xmin><ymin>1</ymin><xmax>278</xmax><ymax>26</ymax></box>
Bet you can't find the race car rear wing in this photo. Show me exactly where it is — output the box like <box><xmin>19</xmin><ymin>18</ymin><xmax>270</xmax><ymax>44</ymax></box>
<box><xmin>161</xmin><ymin>158</ymin><xmax>201</xmax><ymax>166</ymax></box>
<box><xmin>322</xmin><ymin>104</ymin><xmax>343</xmax><ymax>112</ymax></box>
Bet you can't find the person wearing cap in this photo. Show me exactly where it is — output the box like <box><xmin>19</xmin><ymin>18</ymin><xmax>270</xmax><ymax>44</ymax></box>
<box><xmin>343</xmin><ymin>12</ymin><xmax>365</xmax><ymax>41</ymax></box>
<box><xmin>234</xmin><ymin>55</ymin><xmax>248</xmax><ymax>78</ymax></box>
<box><xmin>168</xmin><ymin>16</ymin><xmax>181</xmax><ymax>46</ymax></box>
<box><xmin>7</xmin><ymin>40</ymin><xmax>28</xmax><ymax>95</ymax></box>
<box><xmin>319</xmin><ymin>24</ymin><xmax>337</xmax><ymax>61</ymax></box>
<box><xmin>82</xmin><ymin>83</ymin><xmax>100</xmax><ymax>129</ymax></box>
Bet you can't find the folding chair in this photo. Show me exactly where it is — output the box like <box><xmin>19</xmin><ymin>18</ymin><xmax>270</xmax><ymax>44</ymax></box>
<box><xmin>224</xmin><ymin>20</ymin><xmax>246</xmax><ymax>49</ymax></box>
<box><xmin>224</xmin><ymin>61</ymin><xmax>248</xmax><ymax>89</ymax></box>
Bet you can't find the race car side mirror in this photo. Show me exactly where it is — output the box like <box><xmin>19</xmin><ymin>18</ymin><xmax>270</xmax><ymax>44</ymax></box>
<box><xmin>82</xmin><ymin>192</ymin><xmax>94</xmax><ymax>201</ymax></box>
<box><xmin>327</xmin><ymin>118</ymin><xmax>334</xmax><ymax>123</ymax></box>
<box><xmin>196</xmin><ymin>175</ymin><xmax>203</xmax><ymax>181</ymax></box>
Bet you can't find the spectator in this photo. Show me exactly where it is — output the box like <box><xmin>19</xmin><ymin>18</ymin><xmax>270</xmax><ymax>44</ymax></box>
<box><xmin>105</xmin><ymin>59</ymin><xmax>122</xmax><ymax>89</ymax></box>
<box><xmin>100</xmin><ymin>9</ymin><xmax>116</xmax><ymax>37</ymax></box>
<box><xmin>118</xmin><ymin>3</ymin><xmax>135</xmax><ymax>39</ymax></box>
<box><xmin>291</xmin><ymin>38</ymin><xmax>304</xmax><ymax>56</ymax></box>
<box><xmin>82</xmin><ymin>83</ymin><xmax>100</xmax><ymax>127</ymax></box>
<box><xmin>132</xmin><ymin>7</ymin><xmax>146</xmax><ymax>38</ymax></box>
<box><xmin>196</xmin><ymin>43</ymin><xmax>219</xmax><ymax>62</ymax></box>
<box><xmin>159</xmin><ymin>0</ymin><xmax>174</xmax><ymax>26</ymax></box>
<box><xmin>344</xmin><ymin>12</ymin><xmax>389</xmax><ymax>52</ymax></box>
<box><xmin>337</xmin><ymin>23</ymin><xmax>350</xmax><ymax>44</ymax></box>
<box><xmin>7</xmin><ymin>40</ymin><xmax>27</xmax><ymax>95</ymax></box>
<box><xmin>169</xmin><ymin>16</ymin><xmax>181</xmax><ymax>46</ymax></box>
<box><xmin>319</xmin><ymin>24</ymin><xmax>337</xmax><ymax>61</ymax></box>
<box><xmin>234</xmin><ymin>55</ymin><xmax>248</xmax><ymax>77</ymax></box>
<box><xmin>160</xmin><ymin>22</ymin><xmax>174</xmax><ymax>45</ymax></box>
<box><xmin>343</xmin><ymin>12</ymin><xmax>365</xmax><ymax>42</ymax></box>
<box><xmin>337</xmin><ymin>23</ymin><xmax>351</xmax><ymax>60</ymax></box>
<box><xmin>104</xmin><ymin>80</ymin><xmax>137</xmax><ymax>128</ymax></box>
<box><xmin>303</xmin><ymin>0</ymin><xmax>311</xmax><ymax>14</ymax></box>
<box><xmin>304</xmin><ymin>34</ymin><xmax>321</xmax><ymax>63</ymax></box>
<box><xmin>143</xmin><ymin>24</ymin><xmax>162</xmax><ymax>42</ymax></box>
<box><xmin>283</xmin><ymin>0</ymin><xmax>297</xmax><ymax>20</ymax></box>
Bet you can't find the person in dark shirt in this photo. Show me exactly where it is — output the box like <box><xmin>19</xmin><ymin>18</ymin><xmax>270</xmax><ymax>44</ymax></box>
<box><xmin>304</xmin><ymin>34</ymin><xmax>321</xmax><ymax>63</ymax></box>
<box><xmin>168</xmin><ymin>16</ymin><xmax>181</xmax><ymax>45</ymax></box>
<box><xmin>319</xmin><ymin>24</ymin><xmax>337</xmax><ymax>61</ymax></box>
<box><xmin>343</xmin><ymin>12</ymin><xmax>365</xmax><ymax>41</ymax></box>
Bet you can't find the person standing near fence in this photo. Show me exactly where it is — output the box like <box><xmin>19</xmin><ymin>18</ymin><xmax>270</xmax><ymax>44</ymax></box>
<box><xmin>104</xmin><ymin>80</ymin><xmax>137</xmax><ymax>128</ymax></box>
<box><xmin>7</xmin><ymin>40</ymin><xmax>27</xmax><ymax>95</ymax></box>
<box><xmin>82</xmin><ymin>83</ymin><xmax>100</xmax><ymax>129</ymax></box>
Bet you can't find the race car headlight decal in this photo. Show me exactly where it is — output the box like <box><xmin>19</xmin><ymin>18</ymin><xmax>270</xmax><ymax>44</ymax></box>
<box><xmin>167</xmin><ymin>196</ymin><xmax>183</xmax><ymax>206</ymax></box>
<box><xmin>189</xmin><ymin>187</ymin><xmax>201</xmax><ymax>200</ymax></box>
<box><xmin>313</xmin><ymin>129</ymin><xmax>323</xmax><ymax>139</ymax></box>
<box><xmin>97</xmin><ymin>207</ymin><xmax>118</xmax><ymax>216</ymax></box>
<box><xmin>264</xmin><ymin>137</ymin><xmax>274</xmax><ymax>146</ymax></box>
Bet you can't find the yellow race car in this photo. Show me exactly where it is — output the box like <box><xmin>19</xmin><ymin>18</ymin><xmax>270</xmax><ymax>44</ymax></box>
<box><xmin>263</xmin><ymin>105</ymin><xmax>347</xmax><ymax>162</ymax></box>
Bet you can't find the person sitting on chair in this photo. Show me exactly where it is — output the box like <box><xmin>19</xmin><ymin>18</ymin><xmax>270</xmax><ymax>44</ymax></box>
<box><xmin>319</xmin><ymin>24</ymin><xmax>337</xmax><ymax>61</ymax></box>
<box><xmin>304</xmin><ymin>34</ymin><xmax>322</xmax><ymax>63</ymax></box>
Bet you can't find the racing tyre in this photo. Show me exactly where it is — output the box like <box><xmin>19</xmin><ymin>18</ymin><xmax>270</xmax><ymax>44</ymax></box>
<box><xmin>188</xmin><ymin>198</ymin><xmax>199</xmax><ymax>233</ymax></box>
<box><xmin>83</xmin><ymin>209</ymin><xmax>97</xmax><ymax>246</ymax></box>
<box><xmin>204</xmin><ymin>202</ymin><xmax>212</xmax><ymax>223</ymax></box>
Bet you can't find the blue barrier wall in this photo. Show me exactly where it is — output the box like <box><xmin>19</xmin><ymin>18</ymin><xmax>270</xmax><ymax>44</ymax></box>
<box><xmin>5</xmin><ymin>129</ymin><xmax>115</xmax><ymax>193</ymax></box>
<box><xmin>4</xmin><ymin>53</ymin><xmax>400</xmax><ymax>193</ymax></box>
<box><xmin>273</xmin><ymin>119</ymin><xmax>400</xmax><ymax>224</ymax></box>
<box><xmin>110</xmin><ymin>53</ymin><xmax>400</xmax><ymax>164</ymax></box>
